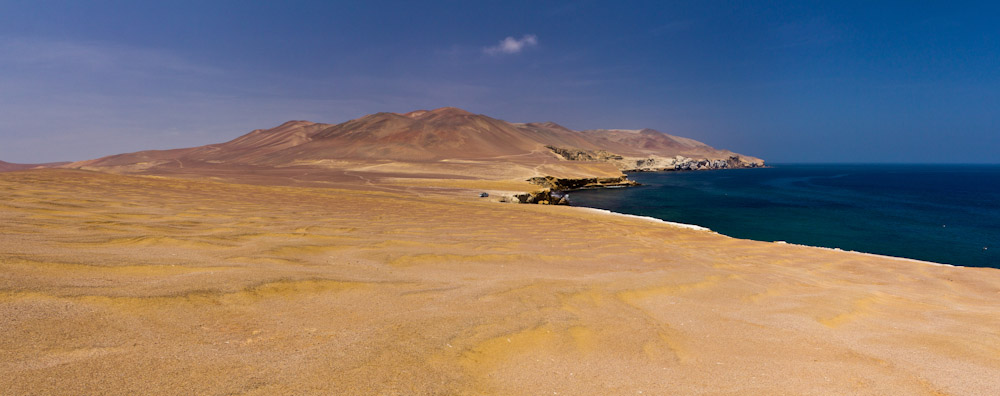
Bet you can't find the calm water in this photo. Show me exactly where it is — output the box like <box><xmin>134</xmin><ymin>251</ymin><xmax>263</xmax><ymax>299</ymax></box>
<box><xmin>569</xmin><ymin>164</ymin><xmax>1000</xmax><ymax>268</ymax></box>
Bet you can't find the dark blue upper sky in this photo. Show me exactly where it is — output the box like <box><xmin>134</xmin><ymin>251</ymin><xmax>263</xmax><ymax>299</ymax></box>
<box><xmin>1</xmin><ymin>1</ymin><xmax>997</xmax><ymax>163</ymax></box>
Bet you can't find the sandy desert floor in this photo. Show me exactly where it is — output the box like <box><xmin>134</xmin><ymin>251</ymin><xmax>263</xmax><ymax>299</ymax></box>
<box><xmin>2</xmin><ymin>169</ymin><xmax>999</xmax><ymax>395</ymax></box>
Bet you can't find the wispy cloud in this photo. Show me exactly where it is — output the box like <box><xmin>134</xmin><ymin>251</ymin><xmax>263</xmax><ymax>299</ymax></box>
<box><xmin>483</xmin><ymin>34</ymin><xmax>538</xmax><ymax>55</ymax></box>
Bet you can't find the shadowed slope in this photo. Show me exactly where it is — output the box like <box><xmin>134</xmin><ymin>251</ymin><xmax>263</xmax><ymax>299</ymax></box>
<box><xmin>0</xmin><ymin>160</ymin><xmax>38</xmax><ymax>172</ymax></box>
<box><xmin>69</xmin><ymin>121</ymin><xmax>333</xmax><ymax>168</ymax></box>
<box><xmin>266</xmin><ymin>108</ymin><xmax>550</xmax><ymax>163</ymax></box>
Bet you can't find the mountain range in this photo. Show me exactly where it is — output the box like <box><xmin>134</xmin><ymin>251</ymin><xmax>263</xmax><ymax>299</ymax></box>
<box><xmin>4</xmin><ymin>107</ymin><xmax>763</xmax><ymax>195</ymax></box>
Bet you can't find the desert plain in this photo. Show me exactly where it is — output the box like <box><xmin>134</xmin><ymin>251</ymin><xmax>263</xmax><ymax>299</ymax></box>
<box><xmin>2</xmin><ymin>167</ymin><xmax>999</xmax><ymax>395</ymax></box>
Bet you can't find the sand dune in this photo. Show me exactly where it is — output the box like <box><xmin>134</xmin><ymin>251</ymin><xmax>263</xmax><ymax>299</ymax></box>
<box><xmin>2</xmin><ymin>169</ymin><xmax>998</xmax><ymax>395</ymax></box>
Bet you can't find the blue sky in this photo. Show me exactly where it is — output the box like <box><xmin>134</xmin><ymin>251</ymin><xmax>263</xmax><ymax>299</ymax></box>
<box><xmin>1</xmin><ymin>1</ymin><xmax>997</xmax><ymax>163</ymax></box>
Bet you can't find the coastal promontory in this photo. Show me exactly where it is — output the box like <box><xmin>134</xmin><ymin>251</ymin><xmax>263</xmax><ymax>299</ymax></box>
<box><xmin>58</xmin><ymin>107</ymin><xmax>762</xmax><ymax>199</ymax></box>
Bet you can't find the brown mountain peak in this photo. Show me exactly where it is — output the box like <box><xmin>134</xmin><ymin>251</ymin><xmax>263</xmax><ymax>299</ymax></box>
<box><xmin>277</xmin><ymin>120</ymin><xmax>316</xmax><ymax>127</ymax></box>
<box><xmin>397</xmin><ymin>107</ymin><xmax>473</xmax><ymax>120</ymax></box>
<box><xmin>428</xmin><ymin>106</ymin><xmax>473</xmax><ymax>115</ymax></box>
<box><xmin>524</xmin><ymin>121</ymin><xmax>574</xmax><ymax>132</ymax></box>
<box><xmin>400</xmin><ymin>110</ymin><xmax>430</xmax><ymax>118</ymax></box>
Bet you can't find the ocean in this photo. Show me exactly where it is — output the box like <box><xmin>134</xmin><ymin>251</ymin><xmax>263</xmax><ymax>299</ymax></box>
<box><xmin>568</xmin><ymin>164</ymin><xmax>1000</xmax><ymax>269</ymax></box>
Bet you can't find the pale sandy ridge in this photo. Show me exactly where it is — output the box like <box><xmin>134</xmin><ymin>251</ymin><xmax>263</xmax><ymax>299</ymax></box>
<box><xmin>1</xmin><ymin>169</ymin><xmax>998</xmax><ymax>395</ymax></box>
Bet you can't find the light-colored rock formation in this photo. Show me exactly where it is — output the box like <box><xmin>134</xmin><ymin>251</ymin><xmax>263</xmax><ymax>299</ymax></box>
<box><xmin>546</xmin><ymin>146</ymin><xmax>764</xmax><ymax>172</ymax></box>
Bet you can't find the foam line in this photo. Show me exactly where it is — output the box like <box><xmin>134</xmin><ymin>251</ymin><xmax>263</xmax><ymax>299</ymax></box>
<box><xmin>576</xmin><ymin>207</ymin><xmax>956</xmax><ymax>267</ymax></box>
<box><xmin>574</xmin><ymin>207</ymin><xmax>713</xmax><ymax>231</ymax></box>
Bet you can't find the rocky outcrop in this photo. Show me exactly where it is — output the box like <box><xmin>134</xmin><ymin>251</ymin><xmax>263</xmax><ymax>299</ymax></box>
<box><xmin>544</xmin><ymin>146</ymin><xmax>622</xmax><ymax>162</ymax></box>
<box><xmin>508</xmin><ymin>190</ymin><xmax>571</xmax><ymax>205</ymax></box>
<box><xmin>505</xmin><ymin>175</ymin><xmax>639</xmax><ymax>205</ymax></box>
<box><xmin>526</xmin><ymin>175</ymin><xmax>638</xmax><ymax>190</ymax></box>
<box><xmin>546</xmin><ymin>146</ymin><xmax>764</xmax><ymax>172</ymax></box>
<box><xmin>629</xmin><ymin>155</ymin><xmax>763</xmax><ymax>172</ymax></box>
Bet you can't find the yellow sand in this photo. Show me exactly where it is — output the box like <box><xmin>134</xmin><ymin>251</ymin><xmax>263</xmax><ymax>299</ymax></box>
<box><xmin>1</xmin><ymin>169</ymin><xmax>998</xmax><ymax>395</ymax></box>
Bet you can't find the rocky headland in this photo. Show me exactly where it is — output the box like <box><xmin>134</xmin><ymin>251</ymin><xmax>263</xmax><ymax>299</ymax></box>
<box><xmin>509</xmin><ymin>175</ymin><xmax>639</xmax><ymax>204</ymax></box>
<box><xmin>546</xmin><ymin>145</ymin><xmax>763</xmax><ymax>172</ymax></box>
<box><xmin>53</xmin><ymin>107</ymin><xmax>762</xmax><ymax>205</ymax></box>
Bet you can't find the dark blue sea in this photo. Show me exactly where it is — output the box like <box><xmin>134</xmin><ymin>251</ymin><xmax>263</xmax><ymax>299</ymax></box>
<box><xmin>569</xmin><ymin>164</ymin><xmax>1000</xmax><ymax>268</ymax></box>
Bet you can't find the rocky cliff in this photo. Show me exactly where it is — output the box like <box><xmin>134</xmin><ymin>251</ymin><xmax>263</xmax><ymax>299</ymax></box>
<box><xmin>500</xmin><ymin>175</ymin><xmax>639</xmax><ymax>205</ymax></box>
<box><xmin>546</xmin><ymin>146</ymin><xmax>763</xmax><ymax>172</ymax></box>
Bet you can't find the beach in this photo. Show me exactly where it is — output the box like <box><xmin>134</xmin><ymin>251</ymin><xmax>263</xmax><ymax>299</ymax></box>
<box><xmin>2</xmin><ymin>169</ymin><xmax>998</xmax><ymax>395</ymax></box>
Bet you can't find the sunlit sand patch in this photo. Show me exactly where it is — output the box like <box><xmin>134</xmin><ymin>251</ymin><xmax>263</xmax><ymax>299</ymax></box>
<box><xmin>3</xmin><ymin>279</ymin><xmax>368</xmax><ymax>308</ymax></box>
<box><xmin>365</xmin><ymin>239</ymin><xmax>467</xmax><ymax>250</ymax></box>
<box><xmin>816</xmin><ymin>294</ymin><xmax>883</xmax><ymax>328</ymax></box>
<box><xmin>10</xmin><ymin>347</ymin><xmax>128</xmax><ymax>371</ymax></box>
<box><xmin>77</xmin><ymin>224</ymin><xmax>140</xmax><ymax>234</ymax></box>
<box><xmin>0</xmin><ymin>257</ymin><xmax>234</xmax><ymax>277</ymax></box>
<box><xmin>557</xmin><ymin>288</ymin><xmax>608</xmax><ymax>315</ymax></box>
<box><xmin>213</xmin><ymin>232</ymin><xmax>360</xmax><ymax>244</ymax></box>
<box><xmin>223</xmin><ymin>256</ymin><xmax>305</xmax><ymax>266</ymax></box>
<box><xmin>102</xmin><ymin>212</ymin><xmax>171</xmax><ymax>220</ymax></box>
<box><xmin>388</xmin><ymin>253</ymin><xmax>515</xmax><ymax>267</ymax></box>
<box><xmin>293</xmin><ymin>226</ymin><xmax>358</xmax><ymax>234</ymax></box>
<box><xmin>63</xmin><ymin>236</ymin><xmax>235</xmax><ymax>249</ymax></box>
<box><xmin>457</xmin><ymin>324</ymin><xmax>562</xmax><ymax>373</ymax></box>
<box><xmin>470</xmin><ymin>244</ymin><xmax>518</xmax><ymax>253</ymax></box>
<box><xmin>173</xmin><ymin>211</ymin><xmax>234</xmax><ymax>219</ymax></box>
<box><xmin>744</xmin><ymin>287</ymin><xmax>787</xmax><ymax>303</ymax></box>
<box><xmin>616</xmin><ymin>275</ymin><xmax>727</xmax><ymax>305</ymax></box>
<box><xmin>386</xmin><ymin>253</ymin><xmax>574</xmax><ymax>268</ymax></box>
<box><xmin>189</xmin><ymin>226</ymin><xmax>239</xmax><ymax>234</ymax></box>
<box><xmin>558</xmin><ymin>287</ymin><xmax>690</xmax><ymax>361</ymax></box>
<box><xmin>452</xmin><ymin>316</ymin><xmax>686</xmax><ymax>393</ymax></box>
<box><xmin>892</xmin><ymin>331</ymin><xmax>1000</xmax><ymax>364</ymax></box>
<box><xmin>264</xmin><ymin>244</ymin><xmax>354</xmax><ymax>257</ymax></box>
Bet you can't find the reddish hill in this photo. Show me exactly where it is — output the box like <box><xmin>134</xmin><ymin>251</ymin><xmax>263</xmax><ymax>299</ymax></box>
<box><xmin>578</xmin><ymin>128</ymin><xmax>751</xmax><ymax>159</ymax></box>
<box><xmin>263</xmin><ymin>108</ymin><xmax>546</xmax><ymax>163</ymax></box>
<box><xmin>67</xmin><ymin>107</ymin><xmax>762</xmax><ymax>172</ymax></box>
<box><xmin>70</xmin><ymin>120</ymin><xmax>332</xmax><ymax>168</ymax></box>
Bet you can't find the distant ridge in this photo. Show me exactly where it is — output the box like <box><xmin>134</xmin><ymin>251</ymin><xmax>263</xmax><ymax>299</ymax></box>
<box><xmin>67</xmin><ymin>107</ymin><xmax>763</xmax><ymax>172</ymax></box>
<box><xmin>0</xmin><ymin>160</ymin><xmax>70</xmax><ymax>173</ymax></box>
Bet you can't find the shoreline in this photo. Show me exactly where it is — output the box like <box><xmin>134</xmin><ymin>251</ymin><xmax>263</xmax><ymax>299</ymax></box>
<box><xmin>572</xmin><ymin>207</ymin><xmax>712</xmax><ymax>232</ymax></box>
<box><xmin>562</xmin><ymin>167</ymin><xmax>977</xmax><ymax>269</ymax></box>
<box><xmin>574</xmin><ymin>205</ymin><xmax>960</xmax><ymax>268</ymax></box>
<box><xmin>3</xmin><ymin>169</ymin><xmax>999</xmax><ymax>395</ymax></box>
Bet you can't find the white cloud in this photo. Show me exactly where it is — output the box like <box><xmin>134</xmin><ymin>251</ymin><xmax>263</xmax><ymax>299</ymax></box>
<box><xmin>483</xmin><ymin>34</ymin><xmax>538</xmax><ymax>55</ymax></box>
